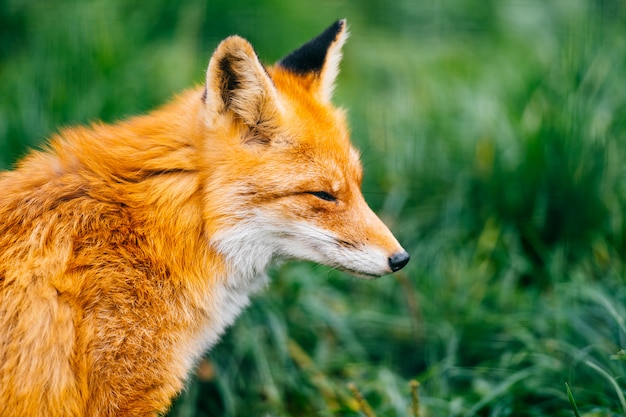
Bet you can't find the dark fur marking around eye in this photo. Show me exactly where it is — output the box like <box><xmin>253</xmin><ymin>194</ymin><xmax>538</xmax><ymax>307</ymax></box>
<box><xmin>308</xmin><ymin>191</ymin><xmax>337</xmax><ymax>202</ymax></box>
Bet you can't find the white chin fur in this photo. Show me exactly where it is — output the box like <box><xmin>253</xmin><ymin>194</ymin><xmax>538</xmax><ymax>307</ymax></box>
<box><xmin>201</xmin><ymin>213</ymin><xmax>389</xmax><ymax>351</ymax></box>
<box><xmin>276</xmin><ymin>222</ymin><xmax>390</xmax><ymax>277</ymax></box>
<box><xmin>211</xmin><ymin>214</ymin><xmax>391</xmax><ymax>283</ymax></box>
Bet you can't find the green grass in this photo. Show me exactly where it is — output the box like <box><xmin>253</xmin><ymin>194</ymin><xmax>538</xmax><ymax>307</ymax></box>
<box><xmin>2</xmin><ymin>1</ymin><xmax>626</xmax><ymax>416</ymax></box>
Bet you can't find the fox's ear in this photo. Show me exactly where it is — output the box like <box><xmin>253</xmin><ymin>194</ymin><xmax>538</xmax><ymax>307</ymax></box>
<box><xmin>278</xmin><ymin>19</ymin><xmax>348</xmax><ymax>102</ymax></box>
<box><xmin>204</xmin><ymin>36</ymin><xmax>281</xmax><ymax>139</ymax></box>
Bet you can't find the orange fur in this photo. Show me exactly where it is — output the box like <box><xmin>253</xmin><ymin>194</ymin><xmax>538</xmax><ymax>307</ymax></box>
<box><xmin>0</xmin><ymin>20</ymin><xmax>408</xmax><ymax>416</ymax></box>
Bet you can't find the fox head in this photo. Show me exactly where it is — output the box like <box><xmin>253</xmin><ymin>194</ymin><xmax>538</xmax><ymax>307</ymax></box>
<box><xmin>200</xmin><ymin>20</ymin><xmax>409</xmax><ymax>280</ymax></box>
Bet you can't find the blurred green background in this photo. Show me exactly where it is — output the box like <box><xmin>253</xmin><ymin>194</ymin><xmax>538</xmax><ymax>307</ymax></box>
<box><xmin>2</xmin><ymin>0</ymin><xmax>626</xmax><ymax>416</ymax></box>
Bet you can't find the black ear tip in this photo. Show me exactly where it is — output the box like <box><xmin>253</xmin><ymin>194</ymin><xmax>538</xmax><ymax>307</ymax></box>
<box><xmin>333</xmin><ymin>19</ymin><xmax>345</xmax><ymax>30</ymax></box>
<box><xmin>278</xmin><ymin>19</ymin><xmax>348</xmax><ymax>76</ymax></box>
<box><xmin>327</xmin><ymin>19</ymin><xmax>347</xmax><ymax>38</ymax></box>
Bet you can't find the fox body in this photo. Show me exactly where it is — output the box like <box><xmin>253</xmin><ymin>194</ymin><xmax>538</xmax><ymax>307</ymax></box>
<box><xmin>0</xmin><ymin>20</ymin><xmax>409</xmax><ymax>416</ymax></box>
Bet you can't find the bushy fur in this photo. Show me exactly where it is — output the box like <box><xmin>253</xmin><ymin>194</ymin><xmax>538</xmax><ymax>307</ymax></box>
<box><xmin>0</xmin><ymin>20</ymin><xmax>408</xmax><ymax>416</ymax></box>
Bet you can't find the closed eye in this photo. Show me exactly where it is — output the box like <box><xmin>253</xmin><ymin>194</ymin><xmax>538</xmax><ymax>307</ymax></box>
<box><xmin>308</xmin><ymin>191</ymin><xmax>337</xmax><ymax>202</ymax></box>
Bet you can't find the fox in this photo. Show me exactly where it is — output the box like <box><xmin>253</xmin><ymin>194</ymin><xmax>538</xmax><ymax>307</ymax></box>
<box><xmin>0</xmin><ymin>19</ymin><xmax>409</xmax><ymax>416</ymax></box>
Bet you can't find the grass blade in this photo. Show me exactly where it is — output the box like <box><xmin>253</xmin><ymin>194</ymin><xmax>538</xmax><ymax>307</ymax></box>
<box><xmin>585</xmin><ymin>360</ymin><xmax>626</xmax><ymax>417</ymax></box>
<box><xmin>565</xmin><ymin>382</ymin><xmax>581</xmax><ymax>417</ymax></box>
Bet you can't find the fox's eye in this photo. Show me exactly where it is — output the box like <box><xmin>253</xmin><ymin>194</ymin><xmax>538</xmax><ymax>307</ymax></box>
<box><xmin>308</xmin><ymin>191</ymin><xmax>337</xmax><ymax>202</ymax></box>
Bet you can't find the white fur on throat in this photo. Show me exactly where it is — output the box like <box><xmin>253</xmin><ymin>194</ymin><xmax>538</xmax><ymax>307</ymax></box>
<box><xmin>193</xmin><ymin>209</ymin><xmax>391</xmax><ymax>358</ymax></box>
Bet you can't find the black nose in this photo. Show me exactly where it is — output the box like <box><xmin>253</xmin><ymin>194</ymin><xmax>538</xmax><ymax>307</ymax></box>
<box><xmin>388</xmin><ymin>251</ymin><xmax>410</xmax><ymax>272</ymax></box>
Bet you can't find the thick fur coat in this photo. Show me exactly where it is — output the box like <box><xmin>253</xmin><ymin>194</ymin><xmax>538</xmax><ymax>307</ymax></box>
<box><xmin>0</xmin><ymin>20</ymin><xmax>408</xmax><ymax>416</ymax></box>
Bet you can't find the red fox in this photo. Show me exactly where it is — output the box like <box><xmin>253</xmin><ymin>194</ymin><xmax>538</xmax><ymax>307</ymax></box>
<box><xmin>0</xmin><ymin>20</ymin><xmax>409</xmax><ymax>416</ymax></box>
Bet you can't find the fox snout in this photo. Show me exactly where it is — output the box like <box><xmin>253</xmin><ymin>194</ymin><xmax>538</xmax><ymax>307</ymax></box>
<box><xmin>293</xmin><ymin>197</ymin><xmax>410</xmax><ymax>279</ymax></box>
<box><xmin>357</xmin><ymin>215</ymin><xmax>410</xmax><ymax>278</ymax></box>
<box><xmin>349</xmin><ymin>198</ymin><xmax>410</xmax><ymax>277</ymax></box>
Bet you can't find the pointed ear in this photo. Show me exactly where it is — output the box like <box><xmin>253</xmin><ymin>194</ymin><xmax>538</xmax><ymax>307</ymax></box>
<box><xmin>204</xmin><ymin>36</ymin><xmax>282</xmax><ymax>139</ymax></box>
<box><xmin>278</xmin><ymin>19</ymin><xmax>349</xmax><ymax>102</ymax></box>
